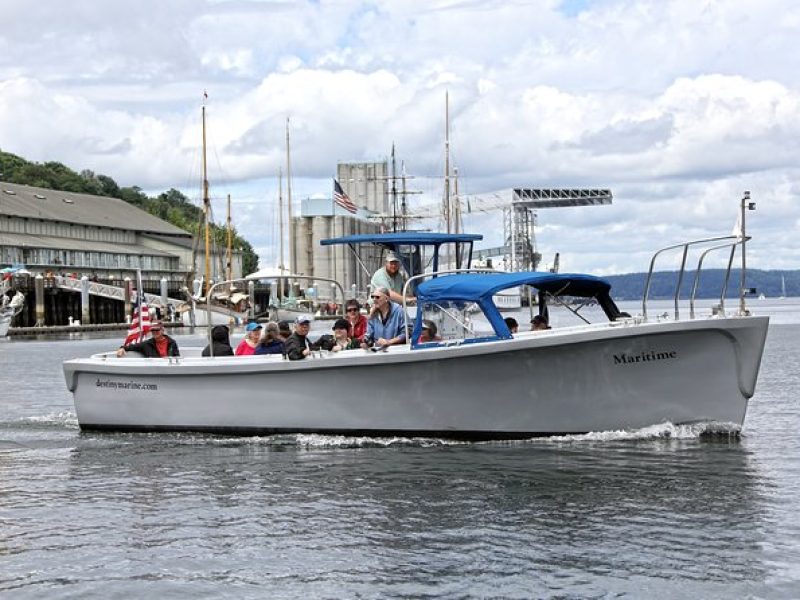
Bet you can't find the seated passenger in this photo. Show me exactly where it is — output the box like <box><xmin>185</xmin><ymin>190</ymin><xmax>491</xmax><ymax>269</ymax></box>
<box><xmin>418</xmin><ymin>320</ymin><xmax>443</xmax><ymax>343</ymax></box>
<box><xmin>284</xmin><ymin>314</ymin><xmax>313</xmax><ymax>360</ymax></box>
<box><xmin>331</xmin><ymin>318</ymin><xmax>358</xmax><ymax>352</ymax></box>
<box><xmin>116</xmin><ymin>321</ymin><xmax>180</xmax><ymax>358</ymax></box>
<box><xmin>530</xmin><ymin>315</ymin><xmax>551</xmax><ymax>331</ymax></box>
<box><xmin>236</xmin><ymin>322</ymin><xmax>262</xmax><ymax>355</ymax></box>
<box><xmin>504</xmin><ymin>317</ymin><xmax>519</xmax><ymax>334</ymax></box>
<box><xmin>202</xmin><ymin>324</ymin><xmax>234</xmax><ymax>357</ymax></box>
<box><xmin>361</xmin><ymin>287</ymin><xmax>407</xmax><ymax>350</ymax></box>
<box><xmin>254</xmin><ymin>322</ymin><xmax>285</xmax><ymax>355</ymax></box>
<box><xmin>344</xmin><ymin>298</ymin><xmax>368</xmax><ymax>341</ymax></box>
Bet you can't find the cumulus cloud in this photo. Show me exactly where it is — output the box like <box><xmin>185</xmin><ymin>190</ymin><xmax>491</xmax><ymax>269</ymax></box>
<box><xmin>0</xmin><ymin>0</ymin><xmax>797</xmax><ymax>273</ymax></box>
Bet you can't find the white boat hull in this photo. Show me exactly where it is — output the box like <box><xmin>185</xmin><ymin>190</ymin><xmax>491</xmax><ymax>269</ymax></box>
<box><xmin>0</xmin><ymin>313</ymin><xmax>11</xmax><ymax>337</ymax></box>
<box><xmin>493</xmin><ymin>287</ymin><xmax>522</xmax><ymax>311</ymax></box>
<box><xmin>180</xmin><ymin>305</ymin><xmax>247</xmax><ymax>327</ymax></box>
<box><xmin>63</xmin><ymin>315</ymin><xmax>769</xmax><ymax>438</ymax></box>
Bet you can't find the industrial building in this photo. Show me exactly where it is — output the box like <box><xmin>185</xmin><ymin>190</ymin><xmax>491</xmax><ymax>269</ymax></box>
<box><xmin>289</xmin><ymin>161</ymin><xmax>388</xmax><ymax>296</ymax></box>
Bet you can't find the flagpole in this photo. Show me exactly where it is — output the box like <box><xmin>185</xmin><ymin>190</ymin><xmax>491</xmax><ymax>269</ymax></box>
<box><xmin>135</xmin><ymin>268</ymin><xmax>144</xmax><ymax>342</ymax></box>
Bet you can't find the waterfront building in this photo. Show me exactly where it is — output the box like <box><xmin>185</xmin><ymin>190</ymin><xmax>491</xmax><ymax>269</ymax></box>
<box><xmin>0</xmin><ymin>181</ymin><xmax>242</xmax><ymax>283</ymax></box>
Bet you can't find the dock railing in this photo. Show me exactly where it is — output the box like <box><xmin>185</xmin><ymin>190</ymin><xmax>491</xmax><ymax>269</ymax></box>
<box><xmin>642</xmin><ymin>235</ymin><xmax>749</xmax><ymax>321</ymax></box>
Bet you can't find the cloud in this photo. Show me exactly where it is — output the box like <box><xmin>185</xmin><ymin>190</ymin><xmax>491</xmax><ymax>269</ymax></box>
<box><xmin>0</xmin><ymin>0</ymin><xmax>798</xmax><ymax>274</ymax></box>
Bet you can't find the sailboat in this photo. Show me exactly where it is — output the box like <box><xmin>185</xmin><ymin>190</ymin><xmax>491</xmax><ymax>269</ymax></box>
<box><xmin>179</xmin><ymin>98</ymin><xmax>250</xmax><ymax>327</ymax></box>
<box><xmin>780</xmin><ymin>275</ymin><xmax>786</xmax><ymax>299</ymax></box>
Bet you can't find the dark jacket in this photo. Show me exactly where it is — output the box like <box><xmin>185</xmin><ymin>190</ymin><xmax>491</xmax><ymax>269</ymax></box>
<box><xmin>254</xmin><ymin>339</ymin><xmax>285</xmax><ymax>355</ymax></box>
<box><xmin>284</xmin><ymin>332</ymin><xmax>310</xmax><ymax>360</ymax></box>
<box><xmin>123</xmin><ymin>335</ymin><xmax>180</xmax><ymax>358</ymax></box>
<box><xmin>202</xmin><ymin>325</ymin><xmax>234</xmax><ymax>357</ymax></box>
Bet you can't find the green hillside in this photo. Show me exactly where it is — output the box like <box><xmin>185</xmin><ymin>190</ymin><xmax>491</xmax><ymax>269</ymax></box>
<box><xmin>0</xmin><ymin>149</ymin><xmax>259</xmax><ymax>275</ymax></box>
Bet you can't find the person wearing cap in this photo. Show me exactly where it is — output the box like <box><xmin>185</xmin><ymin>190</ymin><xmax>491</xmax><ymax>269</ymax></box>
<box><xmin>530</xmin><ymin>315</ymin><xmax>551</xmax><ymax>331</ymax></box>
<box><xmin>361</xmin><ymin>286</ymin><xmax>407</xmax><ymax>349</ymax></box>
<box><xmin>330</xmin><ymin>318</ymin><xmax>358</xmax><ymax>352</ymax></box>
<box><xmin>203</xmin><ymin>324</ymin><xmax>234</xmax><ymax>357</ymax></box>
<box><xmin>255</xmin><ymin>322</ymin><xmax>285</xmax><ymax>355</ymax></box>
<box><xmin>116</xmin><ymin>321</ymin><xmax>180</xmax><ymax>358</ymax></box>
<box><xmin>370</xmin><ymin>252</ymin><xmax>415</xmax><ymax>305</ymax></box>
<box><xmin>235</xmin><ymin>321</ymin><xmax>262</xmax><ymax>356</ymax></box>
<box><xmin>344</xmin><ymin>298</ymin><xmax>368</xmax><ymax>341</ymax></box>
<box><xmin>418</xmin><ymin>319</ymin><xmax>443</xmax><ymax>344</ymax></box>
<box><xmin>284</xmin><ymin>314</ymin><xmax>313</xmax><ymax>360</ymax></box>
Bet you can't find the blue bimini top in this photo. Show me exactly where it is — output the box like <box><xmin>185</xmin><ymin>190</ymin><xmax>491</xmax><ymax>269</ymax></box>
<box><xmin>320</xmin><ymin>232</ymin><xmax>483</xmax><ymax>246</ymax></box>
<box><xmin>412</xmin><ymin>271</ymin><xmax>620</xmax><ymax>345</ymax></box>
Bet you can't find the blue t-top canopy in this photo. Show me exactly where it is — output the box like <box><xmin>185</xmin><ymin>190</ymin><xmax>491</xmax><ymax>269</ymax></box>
<box><xmin>320</xmin><ymin>232</ymin><xmax>483</xmax><ymax>246</ymax></box>
<box><xmin>416</xmin><ymin>272</ymin><xmax>611</xmax><ymax>305</ymax></box>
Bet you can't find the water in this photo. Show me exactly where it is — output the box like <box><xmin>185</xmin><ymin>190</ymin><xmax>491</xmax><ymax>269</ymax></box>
<box><xmin>1</xmin><ymin>301</ymin><xmax>799</xmax><ymax>598</ymax></box>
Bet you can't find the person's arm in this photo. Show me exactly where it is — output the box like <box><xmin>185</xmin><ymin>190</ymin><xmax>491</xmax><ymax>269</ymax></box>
<box><xmin>284</xmin><ymin>336</ymin><xmax>308</xmax><ymax>360</ymax></box>
<box><xmin>117</xmin><ymin>340</ymin><xmax>146</xmax><ymax>357</ymax></box>
<box><xmin>168</xmin><ymin>337</ymin><xmax>180</xmax><ymax>356</ymax></box>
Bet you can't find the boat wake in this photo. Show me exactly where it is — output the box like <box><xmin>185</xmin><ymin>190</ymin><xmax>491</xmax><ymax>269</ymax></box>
<box><xmin>4</xmin><ymin>412</ymin><xmax>79</xmax><ymax>430</ymax></box>
<box><xmin>202</xmin><ymin>421</ymin><xmax>741</xmax><ymax>448</ymax></box>
<box><xmin>531</xmin><ymin>421</ymin><xmax>742</xmax><ymax>443</ymax></box>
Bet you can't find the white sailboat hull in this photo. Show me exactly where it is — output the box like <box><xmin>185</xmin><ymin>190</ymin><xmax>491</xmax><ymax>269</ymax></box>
<box><xmin>64</xmin><ymin>316</ymin><xmax>768</xmax><ymax>438</ymax></box>
<box><xmin>0</xmin><ymin>311</ymin><xmax>12</xmax><ymax>337</ymax></box>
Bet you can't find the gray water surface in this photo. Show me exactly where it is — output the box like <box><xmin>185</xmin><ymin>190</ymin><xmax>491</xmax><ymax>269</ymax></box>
<box><xmin>1</xmin><ymin>303</ymin><xmax>799</xmax><ymax>598</ymax></box>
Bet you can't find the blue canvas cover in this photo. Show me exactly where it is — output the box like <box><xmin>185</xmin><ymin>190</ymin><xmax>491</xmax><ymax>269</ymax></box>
<box><xmin>320</xmin><ymin>232</ymin><xmax>483</xmax><ymax>246</ymax></box>
<box><xmin>412</xmin><ymin>272</ymin><xmax>615</xmax><ymax>346</ymax></box>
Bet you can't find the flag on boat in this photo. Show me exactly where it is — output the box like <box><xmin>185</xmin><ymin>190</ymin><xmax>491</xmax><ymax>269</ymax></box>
<box><xmin>333</xmin><ymin>179</ymin><xmax>358</xmax><ymax>214</ymax></box>
<box><xmin>124</xmin><ymin>270</ymin><xmax>150</xmax><ymax>346</ymax></box>
<box><xmin>123</xmin><ymin>298</ymin><xmax>151</xmax><ymax>346</ymax></box>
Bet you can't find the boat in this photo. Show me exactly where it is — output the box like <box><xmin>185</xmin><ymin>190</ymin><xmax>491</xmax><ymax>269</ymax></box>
<box><xmin>780</xmin><ymin>275</ymin><xmax>786</xmax><ymax>299</ymax></box>
<box><xmin>62</xmin><ymin>225</ymin><xmax>769</xmax><ymax>439</ymax></box>
<box><xmin>0</xmin><ymin>287</ymin><xmax>24</xmax><ymax>337</ymax></box>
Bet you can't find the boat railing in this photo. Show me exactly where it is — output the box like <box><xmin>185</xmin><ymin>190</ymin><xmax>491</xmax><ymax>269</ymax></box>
<box><xmin>402</xmin><ymin>268</ymin><xmax>505</xmax><ymax>346</ymax></box>
<box><xmin>206</xmin><ymin>275</ymin><xmax>347</xmax><ymax>356</ymax></box>
<box><xmin>642</xmin><ymin>235</ymin><xmax>749</xmax><ymax>321</ymax></box>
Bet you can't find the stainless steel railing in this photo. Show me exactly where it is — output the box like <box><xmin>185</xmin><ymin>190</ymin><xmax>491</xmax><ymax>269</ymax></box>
<box><xmin>642</xmin><ymin>235</ymin><xmax>748</xmax><ymax>321</ymax></box>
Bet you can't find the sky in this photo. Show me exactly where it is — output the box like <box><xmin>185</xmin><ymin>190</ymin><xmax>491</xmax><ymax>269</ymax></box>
<box><xmin>0</xmin><ymin>0</ymin><xmax>798</xmax><ymax>275</ymax></box>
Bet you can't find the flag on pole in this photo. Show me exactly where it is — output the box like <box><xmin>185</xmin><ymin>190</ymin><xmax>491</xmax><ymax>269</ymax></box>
<box><xmin>123</xmin><ymin>270</ymin><xmax>151</xmax><ymax>346</ymax></box>
<box><xmin>123</xmin><ymin>301</ymin><xmax>151</xmax><ymax>346</ymax></box>
<box><xmin>333</xmin><ymin>179</ymin><xmax>358</xmax><ymax>214</ymax></box>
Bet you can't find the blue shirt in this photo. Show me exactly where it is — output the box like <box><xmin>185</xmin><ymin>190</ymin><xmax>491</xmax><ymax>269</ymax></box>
<box><xmin>366</xmin><ymin>301</ymin><xmax>407</xmax><ymax>343</ymax></box>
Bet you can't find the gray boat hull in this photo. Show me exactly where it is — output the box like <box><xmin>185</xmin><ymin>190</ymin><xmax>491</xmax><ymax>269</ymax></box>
<box><xmin>63</xmin><ymin>316</ymin><xmax>769</xmax><ymax>438</ymax></box>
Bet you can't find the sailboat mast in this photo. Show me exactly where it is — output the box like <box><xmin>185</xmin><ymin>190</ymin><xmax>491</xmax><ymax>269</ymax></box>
<box><xmin>391</xmin><ymin>143</ymin><xmax>398</xmax><ymax>232</ymax></box>
<box><xmin>278</xmin><ymin>167</ymin><xmax>284</xmax><ymax>298</ymax></box>
<box><xmin>443</xmin><ymin>91</ymin><xmax>451</xmax><ymax>235</ymax></box>
<box><xmin>202</xmin><ymin>103</ymin><xmax>212</xmax><ymax>296</ymax></box>
<box><xmin>286</xmin><ymin>118</ymin><xmax>294</xmax><ymax>274</ymax></box>
<box><xmin>226</xmin><ymin>193</ymin><xmax>232</xmax><ymax>282</ymax></box>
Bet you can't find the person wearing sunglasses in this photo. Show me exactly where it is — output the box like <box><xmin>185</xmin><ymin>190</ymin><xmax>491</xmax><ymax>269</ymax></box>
<box><xmin>344</xmin><ymin>298</ymin><xmax>368</xmax><ymax>341</ymax></box>
<box><xmin>361</xmin><ymin>287</ymin><xmax>406</xmax><ymax>350</ymax></box>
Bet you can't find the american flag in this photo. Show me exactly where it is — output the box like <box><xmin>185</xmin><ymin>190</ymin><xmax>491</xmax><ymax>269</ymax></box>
<box><xmin>333</xmin><ymin>179</ymin><xmax>358</xmax><ymax>214</ymax></box>
<box><xmin>123</xmin><ymin>293</ymin><xmax>151</xmax><ymax>346</ymax></box>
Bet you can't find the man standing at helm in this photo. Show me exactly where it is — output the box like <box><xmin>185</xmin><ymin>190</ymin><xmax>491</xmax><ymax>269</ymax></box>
<box><xmin>370</xmin><ymin>252</ymin><xmax>415</xmax><ymax>305</ymax></box>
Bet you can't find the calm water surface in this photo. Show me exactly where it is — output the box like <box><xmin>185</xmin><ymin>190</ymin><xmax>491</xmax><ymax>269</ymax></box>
<box><xmin>1</xmin><ymin>300</ymin><xmax>799</xmax><ymax>598</ymax></box>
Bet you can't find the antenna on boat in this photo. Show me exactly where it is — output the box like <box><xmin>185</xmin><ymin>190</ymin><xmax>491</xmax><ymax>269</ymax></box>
<box><xmin>739</xmin><ymin>191</ymin><xmax>755</xmax><ymax>315</ymax></box>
